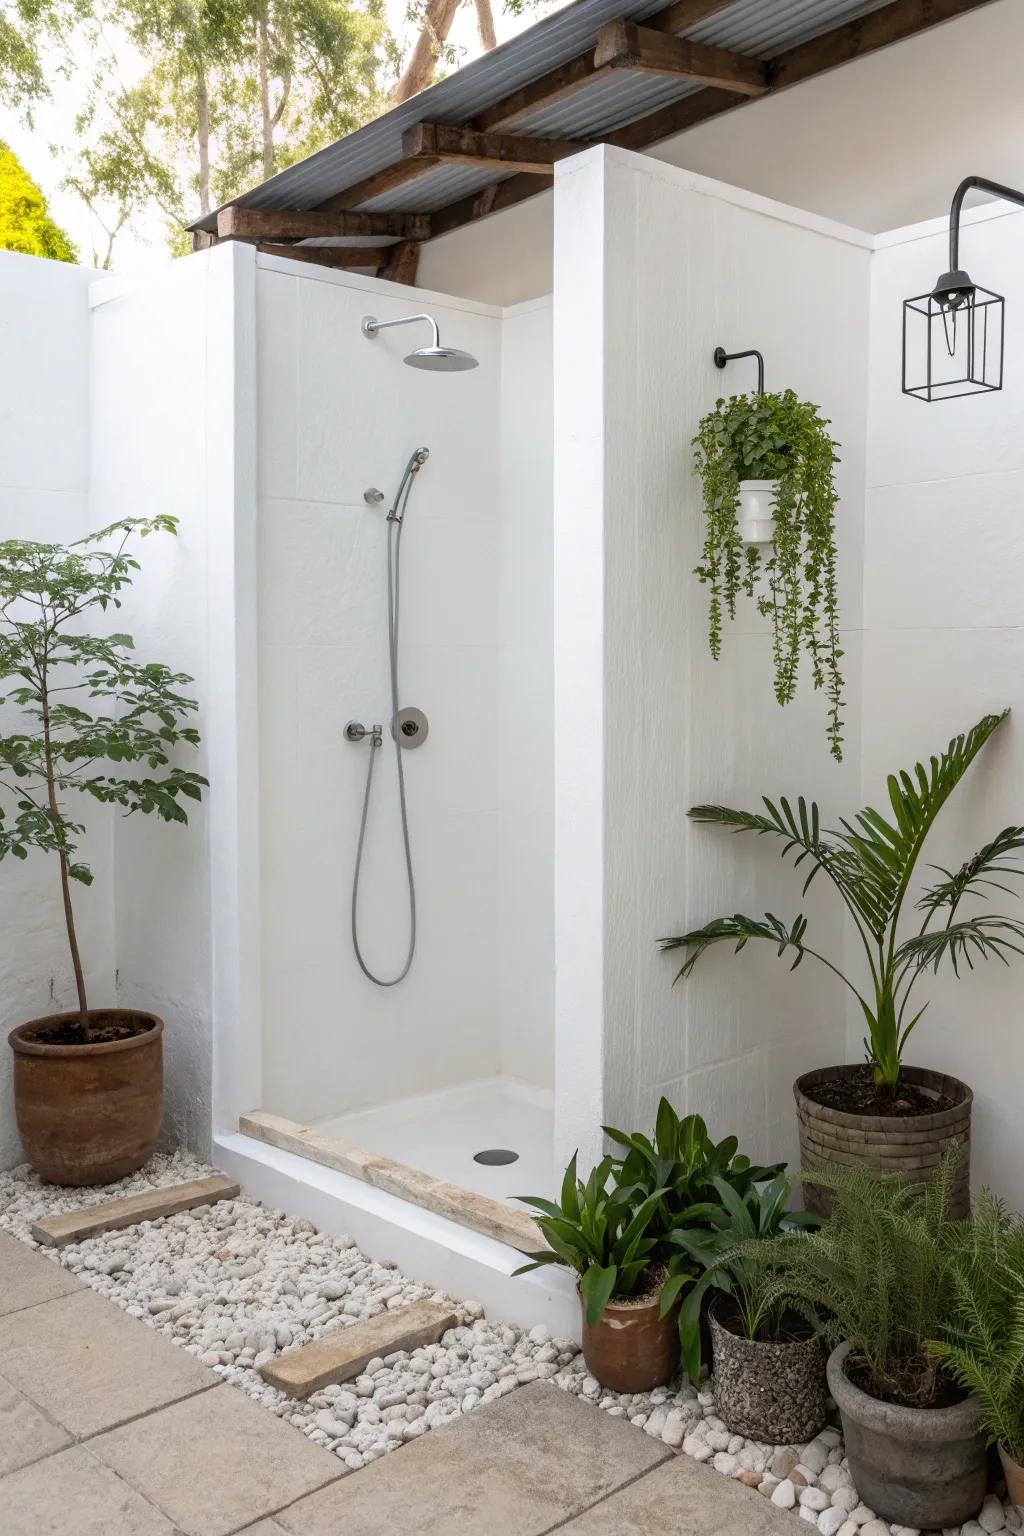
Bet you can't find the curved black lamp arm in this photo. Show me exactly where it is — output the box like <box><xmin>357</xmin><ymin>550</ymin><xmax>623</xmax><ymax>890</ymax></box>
<box><xmin>713</xmin><ymin>345</ymin><xmax>764</xmax><ymax>394</ymax></box>
<box><xmin>949</xmin><ymin>176</ymin><xmax>1024</xmax><ymax>272</ymax></box>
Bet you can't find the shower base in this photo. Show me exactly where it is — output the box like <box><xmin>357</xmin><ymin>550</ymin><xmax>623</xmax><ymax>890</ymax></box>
<box><xmin>315</xmin><ymin>1076</ymin><xmax>556</xmax><ymax>1204</ymax></box>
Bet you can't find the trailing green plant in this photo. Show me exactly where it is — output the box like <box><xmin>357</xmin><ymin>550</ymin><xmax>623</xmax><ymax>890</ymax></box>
<box><xmin>661</xmin><ymin>710</ymin><xmax>1024</xmax><ymax>1093</ymax></box>
<box><xmin>604</xmin><ymin>1096</ymin><xmax>782</xmax><ymax>1243</ymax></box>
<box><xmin>659</xmin><ymin>1172</ymin><xmax>817</xmax><ymax>1381</ymax></box>
<box><xmin>0</xmin><ymin>518</ymin><xmax>206</xmax><ymax>1034</ymax></box>
<box><xmin>693</xmin><ymin>389</ymin><xmax>844</xmax><ymax>759</ymax></box>
<box><xmin>928</xmin><ymin>1190</ymin><xmax>1024</xmax><ymax>1462</ymax></box>
<box><xmin>514</xmin><ymin>1155</ymin><xmax>666</xmax><ymax>1325</ymax></box>
<box><xmin>753</xmin><ymin>1151</ymin><xmax>964</xmax><ymax>1408</ymax></box>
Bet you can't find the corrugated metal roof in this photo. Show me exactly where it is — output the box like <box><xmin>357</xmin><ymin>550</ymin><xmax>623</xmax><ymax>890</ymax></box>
<box><xmin>191</xmin><ymin>0</ymin><xmax>900</xmax><ymax>231</ymax></box>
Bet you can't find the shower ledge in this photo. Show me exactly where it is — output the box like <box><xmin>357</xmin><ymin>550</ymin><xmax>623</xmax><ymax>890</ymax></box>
<box><xmin>239</xmin><ymin>1110</ymin><xmax>547</xmax><ymax>1256</ymax></box>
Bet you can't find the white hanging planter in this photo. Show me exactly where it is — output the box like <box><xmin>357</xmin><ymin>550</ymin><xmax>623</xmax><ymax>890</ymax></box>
<box><xmin>737</xmin><ymin>480</ymin><xmax>778</xmax><ymax>546</ymax></box>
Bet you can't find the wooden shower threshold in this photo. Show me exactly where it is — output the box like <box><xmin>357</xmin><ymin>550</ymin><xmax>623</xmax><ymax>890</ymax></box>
<box><xmin>239</xmin><ymin>1110</ymin><xmax>546</xmax><ymax>1255</ymax></box>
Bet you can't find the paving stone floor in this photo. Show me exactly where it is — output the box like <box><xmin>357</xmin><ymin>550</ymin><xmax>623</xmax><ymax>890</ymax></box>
<box><xmin>0</xmin><ymin>1230</ymin><xmax>796</xmax><ymax>1535</ymax></box>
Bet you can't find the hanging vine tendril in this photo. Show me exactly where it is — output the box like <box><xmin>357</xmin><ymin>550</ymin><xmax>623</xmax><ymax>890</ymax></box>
<box><xmin>693</xmin><ymin>389</ymin><xmax>845</xmax><ymax>762</ymax></box>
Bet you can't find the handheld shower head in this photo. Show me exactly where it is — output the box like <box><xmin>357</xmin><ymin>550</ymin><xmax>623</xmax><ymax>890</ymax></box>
<box><xmin>362</xmin><ymin>313</ymin><xmax>478</xmax><ymax>372</ymax></box>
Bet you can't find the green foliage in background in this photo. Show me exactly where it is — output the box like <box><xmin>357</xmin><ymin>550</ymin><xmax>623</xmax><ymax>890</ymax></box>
<box><xmin>0</xmin><ymin>140</ymin><xmax>78</xmax><ymax>261</ymax></box>
<box><xmin>693</xmin><ymin>390</ymin><xmax>844</xmax><ymax>759</ymax></box>
<box><xmin>662</xmin><ymin>711</ymin><xmax>1024</xmax><ymax>1092</ymax></box>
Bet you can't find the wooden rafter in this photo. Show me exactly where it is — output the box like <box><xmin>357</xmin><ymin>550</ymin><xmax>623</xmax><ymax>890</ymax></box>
<box><xmin>403</xmin><ymin>122</ymin><xmax>588</xmax><ymax>174</ymax></box>
<box><xmin>317</xmin><ymin>157</ymin><xmax>442</xmax><ymax>214</ymax></box>
<box><xmin>255</xmin><ymin>242</ymin><xmax>390</xmax><ymax>269</ymax></box>
<box><xmin>219</xmin><ymin>207</ymin><xmax>431</xmax><ymax>241</ymax></box>
<box><xmin>594</xmin><ymin>21</ymin><xmax>768</xmax><ymax>94</ymax></box>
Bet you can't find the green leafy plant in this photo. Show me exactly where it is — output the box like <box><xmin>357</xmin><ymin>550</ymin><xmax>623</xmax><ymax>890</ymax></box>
<box><xmin>604</xmin><ymin>1096</ymin><xmax>782</xmax><ymax>1242</ymax></box>
<box><xmin>660</xmin><ymin>1172</ymin><xmax>817</xmax><ymax>1381</ymax></box>
<box><xmin>693</xmin><ymin>389</ymin><xmax>844</xmax><ymax>759</ymax></box>
<box><xmin>754</xmin><ymin>1152</ymin><xmax>964</xmax><ymax>1408</ymax></box>
<box><xmin>514</xmin><ymin>1155</ymin><xmax>666</xmax><ymax>1325</ymax></box>
<box><xmin>0</xmin><ymin>518</ymin><xmax>206</xmax><ymax>1035</ymax></box>
<box><xmin>928</xmin><ymin>1191</ymin><xmax>1024</xmax><ymax>1463</ymax></box>
<box><xmin>661</xmin><ymin>711</ymin><xmax>1024</xmax><ymax>1093</ymax></box>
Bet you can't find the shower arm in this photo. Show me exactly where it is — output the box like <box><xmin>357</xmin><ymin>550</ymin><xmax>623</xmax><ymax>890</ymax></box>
<box><xmin>947</xmin><ymin>176</ymin><xmax>1024</xmax><ymax>276</ymax></box>
<box><xmin>362</xmin><ymin>313</ymin><xmax>440</xmax><ymax>348</ymax></box>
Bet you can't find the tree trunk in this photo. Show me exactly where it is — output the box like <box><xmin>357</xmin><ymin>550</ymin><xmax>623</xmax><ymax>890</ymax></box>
<box><xmin>258</xmin><ymin>10</ymin><xmax>275</xmax><ymax>181</ymax></box>
<box><xmin>392</xmin><ymin>0</ymin><xmax>461</xmax><ymax>106</ymax></box>
<box><xmin>197</xmin><ymin>67</ymin><xmax>211</xmax><ymax>215</ymax></box>
<box><xmin>40</xmin><ymin>681</ymin><xmax>88</xmax><ymax>1031</ymax></box>
<box><xmin>473</xmin><ymin>0</ymin><xmax>497</xmax><ymax>53</ymax></box>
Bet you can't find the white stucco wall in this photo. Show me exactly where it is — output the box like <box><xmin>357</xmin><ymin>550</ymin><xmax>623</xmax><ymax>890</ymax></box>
<box><xmin>863</xmin><ymin>201</ymin><xmax>1024</xmax><ymax>1206</ymax></box>
<box><xmin>417</xmin><ymin>0</ymin><xmax>1021</xmax><ymax>308</ymax></box>
<box><xmin>553</xmin><ymin>148</ymin><xmax>870</xmax><ymax>1173</ymax></box>
<box><xmin>0</xmin><ymin>252</ymin><xmax>114</xmax><ymax>1168</ymax></box>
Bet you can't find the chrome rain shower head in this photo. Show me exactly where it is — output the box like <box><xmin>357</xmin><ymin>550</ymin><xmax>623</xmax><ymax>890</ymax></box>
<box><xmin>362</xmin><ymin>313</ymin><xmax>478</xmax><ymax>372</ymax></box>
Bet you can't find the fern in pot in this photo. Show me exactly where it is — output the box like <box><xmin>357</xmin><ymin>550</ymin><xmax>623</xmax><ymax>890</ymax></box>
<box><xmin>693</xmin><ymin>389</ymin><xmax>844</xmax><ymax>759</ymax></box>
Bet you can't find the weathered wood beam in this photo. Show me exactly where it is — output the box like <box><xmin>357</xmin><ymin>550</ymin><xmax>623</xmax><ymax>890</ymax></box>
<box><xmin>255</xmin><ymin>242</ymin><xmax>389</xmax><ymax>269</ymax></box>
<box><xmin>317</xmin><ymin>156</ymin><xmax>442</xmax><ymax>214</ymax></box>
<box><xmin>427</xmin><ymin>173</ymin><xmax>543</xmax><ymax>241</ymax></box>
<box><xmin>403</xmin><ymin>122</ymin><xmax>587</xmax><ymax>174</ymax></box>
<box><xmin>218</xmin><ymin>207</ymin><xmax>431</xmax><ymax>242</ymax></box>
<box><xmin>769</xmin><ymin>0</ymin><xmax>998</xmax><ymax>91</ymax></box>
<box><xmin>594</xmin><ymin>21</ymin><xmax>768</xmax><ymax>95</ymax></box>
<box><xmin>192</xmin><ymin>229</ymin><xmax>218</xmax><ymax>251</ymax></box>
<box><xmin>608</xmin><ymin>84</ymin><xmax>739</xmax><ymax>153</ymax></box>
<box><xmin>380</xmin><ymin>240</ymin><xmax>421</xmax><ymax>285</ymax></box>
<box><xmin>649</xmin><ymin>0</ymin><xmax>744</xmax><ymax>35</ymax></box>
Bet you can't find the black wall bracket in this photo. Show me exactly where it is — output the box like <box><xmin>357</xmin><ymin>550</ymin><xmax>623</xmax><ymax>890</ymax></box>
<box><xmin>713</xmin><ymin>345</ymin><xmax>765</xmax><ymax>395</ymax></box>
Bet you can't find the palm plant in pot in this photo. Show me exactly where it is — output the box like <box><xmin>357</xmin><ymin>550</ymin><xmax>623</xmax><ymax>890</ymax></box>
<box><xmin>661</xmin><ymin>1173</ymin><xmax>823</xmax><ymax>1444</ymax></box>
<box><xmin>662</xmin><ymin>710</ymin><xmax>1023</xmax><ymax>1216</ymax></box>
<box><xmin>514</xmin><ymin>1155</ymin><xmax>673</xmax><ymax>1392</ymax></box>
<box><xmin>928</xmin><ymin>1191</ymin><xmax>1024</xmax><ymax>1511</ymax></box>
<box><xmin>1</xmin><ymin>519</ymin><xmax>205</xmax><ymax>1185</ymax></box>
<box><xmin>692</xmin><ymin>389</ymin><xmax>844</xmax><ymax>760</ymax></box>
<box><xmin>760</xmin><ymin>1153</ymin><xmax>986</xmax><ymax>1529</ymax></box>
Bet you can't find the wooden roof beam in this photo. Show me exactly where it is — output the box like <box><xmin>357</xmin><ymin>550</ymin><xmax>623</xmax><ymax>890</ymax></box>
<box><xmin>317</xmin><ymin>156</ymin><xmax>442</xmax><ymax>214</ymax></box>
<box><xmin>255</xmin><ymin>243</ymin><xmax>390</xmax><ymax>270</ymax></box>
<box><xmin>402</xmin><ymin>122</ymin><xmax>588</xmax><ymax>174</ymax></box>
<box><xmin>219</xmin><ymin>207</ymin><xmax>431</xmax><ymax>241</ymax></box>
<box><xmin>594</xmin><ymin>21</ymin><xmax>769</xmax><ymax>94</ymax></box>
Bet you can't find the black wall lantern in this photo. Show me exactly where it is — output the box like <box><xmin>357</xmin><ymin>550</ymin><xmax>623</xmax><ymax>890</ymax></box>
<box><xmin>903</xmin><ymin>175</ymin><xmax>1024</xmax><ymax>402</ymax></box>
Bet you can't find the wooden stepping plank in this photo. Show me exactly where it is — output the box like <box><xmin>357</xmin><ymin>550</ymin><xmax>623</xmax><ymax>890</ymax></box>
<box><xmin>31</xmin><ymin>1175</ymin><xmax>240</xmax><ymax>1248</ymax></box>
<box><xmin>261</xmin><ymin>1300</ymin><xmax>457</xmax><ymax>1398</ymax></box>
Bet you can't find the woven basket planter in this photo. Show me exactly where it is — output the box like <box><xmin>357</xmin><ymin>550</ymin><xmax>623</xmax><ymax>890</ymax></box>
<box><xmin>794</xmin><ymin>1064</ymin><xmax>972</xmax><ymax>1218</ymax></box>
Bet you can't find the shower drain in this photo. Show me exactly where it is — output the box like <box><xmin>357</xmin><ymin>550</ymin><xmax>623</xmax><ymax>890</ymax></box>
<box><xmin>473</xmin><ymin>1148</ymin><xmax>519</xmax><ymax>1166</ymax></box>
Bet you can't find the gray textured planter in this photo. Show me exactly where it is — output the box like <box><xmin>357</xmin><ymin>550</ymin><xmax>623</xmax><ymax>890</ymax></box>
<box><xmin>710</xmin><ymin>1305</ymin><xmax>825</xmax><ymax>1445</ymax></box>
<box><xmin>827</xmin><ymin>1341</ymin><xmax>986</xmax><ymax>1528</ymax></box>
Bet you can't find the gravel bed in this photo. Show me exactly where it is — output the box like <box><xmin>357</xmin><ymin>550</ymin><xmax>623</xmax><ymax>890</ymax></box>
<box><xmin>0</xmin><ymin>1153</ymin><xmax>1019</xmax><ymax>1536</ymax></box>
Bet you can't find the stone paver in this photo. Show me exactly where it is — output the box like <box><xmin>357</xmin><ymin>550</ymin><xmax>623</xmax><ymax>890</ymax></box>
<box><xmin>557</xmin><ymin>1453</ymin><xmax>801</xmax><ymax>1534</ymax></box>
<box><xmin>0</xmin><ymin>1229</ymin><xmax>83</xmax><ymax>1315</ymax></box>
<box><xmin>0</xmin><ymin>1372</ymin><xmax>73</xmax><ymax>1475</ymax></box>
<box><xmin>274</xmin><ymin>1382</ymin><xmax>672</xmax><ymax>1536</ymax></box>
<box><xmin>0</xmin><ymin>1285</ymin><xmax>214</xmax><ymax>1437</ymax></box>
<box><xmin>0</xmin><ymin>1444</ymin><xmax>179</xmax><ymax>1536</ymax></box>
<box><xmin>91</xmin><ymin>1382</ymin><xmax>345</xmax><ymax>1536</ymax></box>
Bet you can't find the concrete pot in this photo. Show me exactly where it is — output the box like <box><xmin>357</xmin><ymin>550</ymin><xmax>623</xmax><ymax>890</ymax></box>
<box><xmin>827</xmin><ymin>1340</ymin><xmax>986</xmax><ymax>1528</ymax></box>
<box><xmin>579</xmin><ymin>1275</ymin><xmax>679</xmax><ymax>1393</ymax></box>
<box><xmin>736</xmin><ymin>479</ymin><xmax>777</xmax><ymax>545</ymax></box>
<box><xmin>1000</xmin><ymin>1445</ymin><xmax>1024</xmax><ymax>1511</ymax></box>
<box><xmin>710</xmin><ymin>1302</ymin><xmax>825</xmax><ymax>1445</ymax></box>
<box><xmin>10</xmin><ymin>1010</ymin><xmax>163</xmax><ymax>1186</ymax></box>
<box><xmin>795</xmin><ymin>1064</ymin><xmax>972</xmax><ymax>1218</ymax></box>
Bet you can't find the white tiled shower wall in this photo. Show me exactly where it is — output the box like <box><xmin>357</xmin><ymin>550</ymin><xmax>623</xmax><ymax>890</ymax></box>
<box><xmin>255</xmin><ymin>263</ymin><xmax>554</xmax><ymax>1122</ymax></box>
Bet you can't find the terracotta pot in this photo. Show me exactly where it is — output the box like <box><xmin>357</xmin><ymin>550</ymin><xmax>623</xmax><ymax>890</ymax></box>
<box><xmin>9</xmin><ymin>1010</ymin><xmax>163</xmax><ymax>1186</ymax></box>
<box><xmin>828</xmin><ymin>1340</ymin><xmax>986</xmax><ymax>1528</ymax></box>
<box><xmin>710</xmin><ymin>1300</ymin><xmax>825</xmax><ymax>1445</ymax></box>
<box><xmin>1000</xmin><ymin>1445</ymin><xmax>1024</xmax><ymax>1511</ymax></box>
<box><xmin>579</xmin><ymin>1273</ymin><xmax>679</xmax><ymax>1393</ymax></box>
<box><xmin>794</xmin><ymin>1064</ymin><xmax>972</xmax><ymax>1218</ymax></box>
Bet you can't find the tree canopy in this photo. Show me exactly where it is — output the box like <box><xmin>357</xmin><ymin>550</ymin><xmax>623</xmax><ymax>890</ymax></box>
<box><xmin>0</xmin><ymin>140</ymin><xmax>79</xmax><ymax>261</ymax></box>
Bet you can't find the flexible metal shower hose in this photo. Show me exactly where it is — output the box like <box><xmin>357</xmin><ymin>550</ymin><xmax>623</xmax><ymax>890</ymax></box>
<box><xmin>350</xmin><ymin>466</ymin><xmax>418</xmax><ymax>986</ymax></box>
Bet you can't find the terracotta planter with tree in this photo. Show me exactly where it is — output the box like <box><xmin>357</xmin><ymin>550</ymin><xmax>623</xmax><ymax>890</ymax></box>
<box><xmin>1</xmin><ymin>518</ymin><xmax>206</xmax><ymax>1185</ymax></box>
<box><xmin>662</xmin><ymin>711</ymin><xmax>1023</xmax><ymax>1214</ymax></box>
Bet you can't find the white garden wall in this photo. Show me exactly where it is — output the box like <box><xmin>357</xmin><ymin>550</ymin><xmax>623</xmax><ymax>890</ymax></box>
<box><xmin>864</xmin><ymin>201</ymin><xmax>1024</xmax><ymax>1206</ymax></box>
<box><xmin>0</xmin><ymin>251</ymin><xmax>114</xmax><ymax>1168</ymax></box>
<box><xmin>552</xmin><ymin>148</ymin><xmax>870</xmax><ymax>1174</ymax></box>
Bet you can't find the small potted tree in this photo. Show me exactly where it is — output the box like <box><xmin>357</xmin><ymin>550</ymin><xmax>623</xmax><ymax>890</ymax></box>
<box><xmin>692</xmin><ymin>389</ymin><xmax>844</xmax><ymax>760</ymax></box>
<box><xmin>763</xmin><ymin>1154</ymin><xmax>986</xmax><ymax>1529</ymax></box>
<box><xmin>662</xmin><ymin>710</ymin><xmax>1023</xmax><ymax>1217</ymax></box>
<box><xmin>514</xmin><ymin>1155</ymin><xmax>675</xmax><ymax>1392</ymax></box>
<box><xmin>2</xmin><ymin>518</ymin><xmax>205</xmax><ymax>1186</ymax></box>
